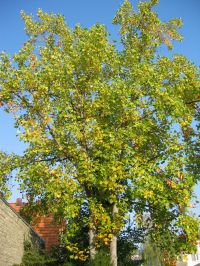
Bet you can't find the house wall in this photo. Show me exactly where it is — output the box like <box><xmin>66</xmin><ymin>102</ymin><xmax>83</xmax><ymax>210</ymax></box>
<box><xmin>32</xmin><ymin>214</ymin><xmax>64</xmax><ymax>251</ymax></box>
<box><xmin>10</xmin><ymin>198</ymin><xmax>65</xmax><ymax>252</ymax></box>
<box><xmin>0</xmin><ymin>197</ymin><xmax>44</xmax><ymax>266</ymax></box>
<box><xmin>176</xmin><ymin>262</ymin><xmax>187</xmax><ymax>266</ymax></box>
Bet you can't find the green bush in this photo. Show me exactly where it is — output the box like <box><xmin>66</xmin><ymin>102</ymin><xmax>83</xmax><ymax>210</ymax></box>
<box><xmin>13</xmin><ymin>240</ymin><xmax>145</xmax><ymax>266</ymax></box>
<box><xmin>60</xmin><ymin>263</ymin><xmax>75</xmax><ymax>266</ymax></box>
<box><xmin>13</xmin><ymin>241</ymin><xmax>76</xmax><ymax>266</ymax></box>
<box><xmin>86</xmin><ymin>250</ymin><xmax>111</xmax><ymax>266</ymax></box>
<box><xmin>20</xmin><ymin>248</ymin><xmax>111</xmax><ymax>266</ymax></box>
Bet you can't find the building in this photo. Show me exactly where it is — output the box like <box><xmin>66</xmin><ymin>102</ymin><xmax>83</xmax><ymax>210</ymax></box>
<box><xmin>0</xmin><ymin>197</ymin><xmax>44</xmax><ymax>266</ymax></box>
<box><xmin>177</xmin><ymin>242</ymin><xmax>200</xmax><ymax>266</ymax></box>
<box><xmin>9</xmin><ymin>198</ymin><xmax>65</xmax><ymax>251</ymax></box>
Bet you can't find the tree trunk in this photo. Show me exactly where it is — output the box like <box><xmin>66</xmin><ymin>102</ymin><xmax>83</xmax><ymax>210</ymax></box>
<box><xmin>110</xmin><ymin>203</ymin><xmax>118</xmax><ymax>266</ymax></box>
<box><xmin>89</xmin><ymin>226</ymin><xmax>96</xmax><ymax>260</ymax></box>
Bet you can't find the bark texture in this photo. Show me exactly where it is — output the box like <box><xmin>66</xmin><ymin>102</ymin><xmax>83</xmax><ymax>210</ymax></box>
<box><xmin>110</xmin><ymin>203</ymin><xmax>118</xmax><ymax>266</ymax></box>
<box><xmin>89</xmin><ymin>227</ymin><xmax>96</xmax><ymax>260</ymax></box>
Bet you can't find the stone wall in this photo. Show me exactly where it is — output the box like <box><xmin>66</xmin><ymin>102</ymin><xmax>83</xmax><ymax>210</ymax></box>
<box><xmin>10</xmin><ymin>198</ymin><xmax>65</xmax><ymax>252</ymax></box>
<box><xmin>0</xmin><ymin>197</ymin><xmax>44</xmax><ymax>266</ymax></box>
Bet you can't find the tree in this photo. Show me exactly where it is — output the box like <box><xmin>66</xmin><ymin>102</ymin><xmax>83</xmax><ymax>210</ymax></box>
<box><xmin>0</xmin><ymin>1</ymin><xmax>200</xmax><ymax>265</ymax></box>
<box><xmin>0</xmin><ymin>151</ymin><xmax>18</xmax><ymax>199</ymax></box>
<box><xmin>142</xmin><ymin>239</ymin><xmax>163</xmax><ymax>266</ymax></box>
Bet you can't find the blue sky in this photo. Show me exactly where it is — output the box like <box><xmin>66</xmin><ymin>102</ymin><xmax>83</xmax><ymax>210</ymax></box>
<box><xmin>0</xmin><ymin>0</ymin><xmax>199</xmax><ymax>213</ymax></box>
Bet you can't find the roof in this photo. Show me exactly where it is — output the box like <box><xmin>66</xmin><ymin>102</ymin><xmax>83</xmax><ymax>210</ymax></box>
<box><xmin>7</xmin><ymin>197</ymin><xmax>65</xmax><ymax>251</ymax></box>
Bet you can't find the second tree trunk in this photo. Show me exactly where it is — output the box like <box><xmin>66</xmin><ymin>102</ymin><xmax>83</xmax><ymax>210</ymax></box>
<box><xmin>110</xmin><ymin>203</ymin><xmax>118</xmax><ymax>266</ymax></box>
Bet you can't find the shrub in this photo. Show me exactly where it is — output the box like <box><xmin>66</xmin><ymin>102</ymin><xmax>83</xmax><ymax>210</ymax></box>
<box><xmin>13</xmin><ymin>241</ymin><xmax>76</xmax><ymax>266</ymax></box>
<box><xmin>86</xmin><ymin>250</ymin><xmax>111</xmax><ymax>266</ymax></box>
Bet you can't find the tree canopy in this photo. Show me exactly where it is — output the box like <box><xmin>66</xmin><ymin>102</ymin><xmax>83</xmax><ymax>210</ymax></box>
<box><xmin>0</xmin><ymin>151</ymin><xmax>18</xmax><ymax>199</ymax></box>
<box><xmin>0</xmin><ymin>0</ymin><xmax>200</xmax><ymax>265</ymax></box>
